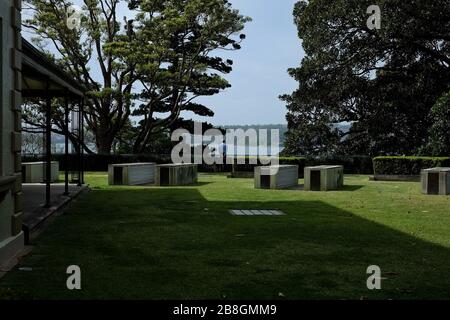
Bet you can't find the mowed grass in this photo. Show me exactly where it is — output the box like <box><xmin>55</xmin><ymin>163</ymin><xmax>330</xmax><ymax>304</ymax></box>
<box><xmin>1</xmin><ymin>172</ymin><xmax>450</xmax><ymax>299</ymax></box>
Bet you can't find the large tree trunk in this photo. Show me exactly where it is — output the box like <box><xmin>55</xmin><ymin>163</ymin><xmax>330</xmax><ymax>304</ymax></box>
<box><xmin>96</xmin><ymin>134</ymin><xmax>114</xmax><ymax>154</ymax></box>
<box><xmin>94</xmin><ymin>113</ymin><xmax>116</xmax><ymax>154</ymax></box>
<box><xmin>132</xmin><ymin>140</ymin><xmax>145</xmax><ymax>154</ymax></box>
<box><xmin>132</xmin><ymin>124</ymin><xmax>152</xmax><ymax>154</ymax></box>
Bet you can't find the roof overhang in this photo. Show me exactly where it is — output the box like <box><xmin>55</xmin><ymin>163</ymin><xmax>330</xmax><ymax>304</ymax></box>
<box><xmin>21</xmin><ymin>38</ymin><xmax>85</xmax><ymax>99</ymax></box>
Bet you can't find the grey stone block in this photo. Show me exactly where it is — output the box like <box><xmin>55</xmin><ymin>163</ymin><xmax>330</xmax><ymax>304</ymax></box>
<box><xmin>156</xmin><ymin>164</ymin><xmax>198</xmax><ymax>186</ymax></box>
<box><xmin>304</xmin><ymin>165</ymin><xmax>344</xmax><ymax>191</ymax></box>
<box><xmin>421</xmin><ymin>167</ymin><xmax>450</xmax><ymax>195</ymax></box>
<box><xmin>254</xmin><ymin>165</ymin><xmax>298</xmax><ymax>189</ymax></box>
<box><xmin>22</xmin><ymin>162</ymin><xmax>59</xmax><ymax>183</ymax></box>
<box><xmin>108</xmin><ymin>163</ymin><xmax>156</xmax><ymax>186</ymax></box>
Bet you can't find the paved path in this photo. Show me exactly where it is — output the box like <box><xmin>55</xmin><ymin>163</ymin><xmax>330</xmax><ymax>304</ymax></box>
<box><xmin>22</xmin><ymin>183</ymin><xmax>86</xmax><ymax>231</ymax></box>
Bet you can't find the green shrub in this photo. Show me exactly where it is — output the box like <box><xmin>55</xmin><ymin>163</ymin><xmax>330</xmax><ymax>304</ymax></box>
<box><xmin>373</xmin><ymin>156</ymin><xmax>450</xmax><ymax>175</ymax></box>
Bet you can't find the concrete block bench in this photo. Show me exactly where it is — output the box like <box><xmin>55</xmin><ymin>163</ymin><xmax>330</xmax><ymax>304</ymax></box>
<box><xmin>304</xmin><ymin>165</ymin><xmax>344</xmax><ymax>191</ymax></box>
<box><xmin>156</xmin><ymin>164</ymin><xmax>198</xmax><ymax>186</ymax></box>
<box><xmin>108</xmin><ymin>163</ymin><xmax>156</xmax><ymax>185</ymax></box>
<box><xmin>254</xmin><ymin>165</ymin><xmax>298</xmax><ymax>189</ymax></box>
<box><xmin>22</xmin><ymin>161</ymin><xmax>59</xmax><ymax>183</ymax></box>
<box><xmin>421</xmin><ymin>167</ymin><xmax>450</xmax><ymax>195</ymax></box>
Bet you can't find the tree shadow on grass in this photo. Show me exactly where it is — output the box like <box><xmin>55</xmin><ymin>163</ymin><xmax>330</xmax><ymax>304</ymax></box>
<box><xmin>140</xmin><ymin>182</ymin><xmax>213</xmax><ymax>187</ymax></box>
<box><xmin>285</xmin><ymin>184</ymin><xmax>364</xmax><ymax>192</ymax></box>
<box><xmin>1</xmin><ymin>187</ymin><xmax>450</xmax><ymax>300</ymax></box>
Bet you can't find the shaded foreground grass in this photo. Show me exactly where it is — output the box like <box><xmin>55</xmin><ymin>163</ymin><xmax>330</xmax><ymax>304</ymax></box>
<box><xmin>1</xmin><ymin>173</ymin><xmax>450</xmax><ymax>299</ymax></box>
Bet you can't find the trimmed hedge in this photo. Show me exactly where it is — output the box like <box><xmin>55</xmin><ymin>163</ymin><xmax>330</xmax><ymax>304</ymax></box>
<box><xmin>231</xmin><ymin>156</ymin><xmax>306</xmax><ymax>176</ymax></box>
<box><xmin>373</xmin><ymin>156</ymin><xmax>450</xmax><ymax>175</ymax></box>
<box><xmin>21</xmin><ymin>154</ymin><xmax>374</xmax><ymax>175</ymax></box>
<box><xmin>198</xmin><ymin>163</ymin><xmax>233</xmax><ymax>173</ymax></box>
<box><xmin>22</xmin><ymin>154</ymin><xmax>172</xmax><ymax>172</ymax></box>
<box><xmin>189</xmin><ymin>156</ymin><xmax>372</xmax><ymax>176</ymax></box>
<box><xmin>305</xmin><ymin>155</ymin><xmax>373</xmax><ymax>174</ymax></box>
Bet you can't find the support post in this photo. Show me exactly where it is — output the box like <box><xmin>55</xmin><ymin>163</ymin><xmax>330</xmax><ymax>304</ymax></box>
<box><xmin>77</xmin><ymin>99</ymin><xmax>82</xmax><ymax>186</ymax></box>
<box><xmin>64</xmin><ymin>92</ymin><xmax>70</xmax><ymax>195</ymax></box>
<box><xmin>45</xmin><ymin>80</ymin><xmax>52</xmax><ymax>207</ymax></box>
<box><xmin>81</xmin><ymin>98</ymin><xmax>85</xmax><ymax>184</ymax></box>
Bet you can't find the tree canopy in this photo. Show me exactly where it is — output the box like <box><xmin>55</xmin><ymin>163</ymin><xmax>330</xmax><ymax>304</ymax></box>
<box><xmin>282</xmin><ymin>0</ymin><xmax>450</xmax><ymax>156</ymax></box>
<box><xmin>23</xmin><ymin>0</ymin><xmax>249</xmax><ymax>154</ymax></box>
<box><xmin>112</xmin><ymin>0</ymin><xmax>250</xmax><ymax>153</ymax></box>
<box><xmin>24</xmin><ymin>0</ymin><xmax>136</xmax><ymax>153</ymax></box>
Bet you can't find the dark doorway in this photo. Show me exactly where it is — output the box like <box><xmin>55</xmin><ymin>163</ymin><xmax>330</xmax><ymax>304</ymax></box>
<box><xmin>21</xmin><ymin>165</ymin><xmax>26</xmax><ymax>183</ymax></box>
<box><xmin>427</xmin><ymin>173</ymin><xmax>440</xmax><ymax>195</ymax></box>
<box><xmin>311</xmin><ymin>170</ymin><xmax>321</xmax><ymax>191</ymax></box>
<box><xmin>260</xmin><ymin>175</ymin><xmax>271</xmax><ymax>189</ymax></box>
<box><xmin>160</xmin><ymin>168</ymin><xmax>170</xmax><ymax>186</ymax></box>
<box><xmin>114</xmin><ymin>167</ymin><xmax>123</xmax><ymax>185</ymax></box>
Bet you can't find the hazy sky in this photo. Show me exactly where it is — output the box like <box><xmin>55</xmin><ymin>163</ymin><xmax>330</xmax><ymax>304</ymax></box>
<box><xmin>196</xmin><ymin>0</ymin><xmax>304</xmax><ymax>126</ymax></box>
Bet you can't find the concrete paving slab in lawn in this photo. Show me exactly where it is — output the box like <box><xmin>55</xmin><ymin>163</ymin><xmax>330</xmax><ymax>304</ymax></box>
<box><xmin>229</xmin><ymin>210</ymin><xmax>286</xmax><ymax>216</ymax></box>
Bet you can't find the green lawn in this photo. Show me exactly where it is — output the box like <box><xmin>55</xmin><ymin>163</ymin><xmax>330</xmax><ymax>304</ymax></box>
<box><xmin>1</xmin><ymin>173</ymin><xmax>450</xmax><ymax>299</ymax></box>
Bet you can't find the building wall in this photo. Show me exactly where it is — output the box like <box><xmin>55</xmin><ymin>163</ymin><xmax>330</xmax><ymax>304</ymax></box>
<box><xmin>0</xmin><ymin>0</ymin><xmax>24</xmax><ymax>266</ymax></box>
